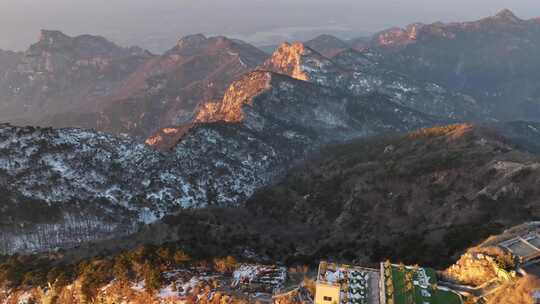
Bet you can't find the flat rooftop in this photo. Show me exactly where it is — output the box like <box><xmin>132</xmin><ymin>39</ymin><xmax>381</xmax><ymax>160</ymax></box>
<box><xmin>317</xmin><ymin>262</ymin><xmax>380</xmax><ymax>304</ymax></box>
<box><xmin>499</xmin><ymin>233</ymin><xmax>540</xmax><ymax>261</ymax></box>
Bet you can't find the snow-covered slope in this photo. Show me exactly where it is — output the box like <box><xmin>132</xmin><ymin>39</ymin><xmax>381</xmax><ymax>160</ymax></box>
<box><xmin>0</xmin><ymin>68</ymin><xmax>443</xmax><ymax>254</ymax></box>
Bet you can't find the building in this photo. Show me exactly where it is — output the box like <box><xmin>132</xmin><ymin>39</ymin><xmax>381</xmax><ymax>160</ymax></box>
<box><xmin>315</xmin><ymin>261</ymin><xmax>380</xmax><ymax>304</ymax></box>
<box><xmin>231</xmin><ymin>263</ymin><xmax>287</xmax><ymax>293</ymax></box>
<box><xmin>314</xmin><ymin>261</ymin><xmax>463</xmax><ymax>304</ymax></box>
<box><xmin>499</xmin><ymin>232</ymin><xmax>540</xmax><ymax>265</ymax></box>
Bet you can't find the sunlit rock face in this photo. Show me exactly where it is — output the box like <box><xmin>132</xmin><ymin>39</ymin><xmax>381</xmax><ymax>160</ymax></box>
<box><xmin>97</xmin><ymin>34</ymin><xmax>268</xmax><ymax>139</ymax></box>
<box><xmin>259</xmin><ymin>42</ymin><xmax>487</xmax><ymax>122</ymax></box>
<box><xmin>195</xmin><ymin>71</ymin><xmax>273</xmax><ymax>123</ymax></box>
<box><xmin>261</xmin><ymin>42</ymin><xmax>344</xmax><ymax>85</ymax></box>
<box><xmin>0</xmin><ymin>32</ymin><xmax>267</xmax><ymax>139</ymax></box>
<box><xmin>193</xmin><ymin>70</ymin><xmax>440</xmax><ymax>136</ymax></box>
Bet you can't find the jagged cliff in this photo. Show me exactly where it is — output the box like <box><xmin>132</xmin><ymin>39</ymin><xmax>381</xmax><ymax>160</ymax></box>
<box><xmin>0</xmin><ymin>32</ymin><xmax>268</xmax><ymax>139</ymax></box>
<box><xmin>260</xmin><ymin>42</ymin><xmax>486</xmax><ymax>121</ymax></box>
<box><xmin>97</xmin><ymin>34</ymin><xmax>268</xmax><ymax>138</ymax></box>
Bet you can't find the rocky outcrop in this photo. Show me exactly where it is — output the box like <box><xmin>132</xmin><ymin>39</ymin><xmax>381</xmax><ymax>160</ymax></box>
<box><xmin>260</xmin><ymin>42</ymin><xmax>343</xmax><ymax>85</ymax></box>
<box><xmin>260</xmin><ymin>42</ymin><xmax>486</xmax><ymax>121</ymax></box>
<box><xmin>97</xmin><ymin>34</ymin><xmax>268</xmax><ymax>139</ymax></box>
<box><xmin>195</xmin><ymin>71</ymin><xmax>272</xmax><ymax>123</ymax></box>
<box><xmin>0</xmin><ymin>32</ymin><xmax>267</xmax><ymax>139</ymax></box>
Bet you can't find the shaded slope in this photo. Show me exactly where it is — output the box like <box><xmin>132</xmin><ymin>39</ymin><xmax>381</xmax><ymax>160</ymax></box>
<box><xmin>97</xmin><ymin>34</ymin><xmax>268</xmax><ymax>138</ymax></box>
<box><xmin>260</xmin><ymin>42</ymin><xmax>486</xmax><ymax>121</ymax></box>
<box><xmin>369</xmin><ymin>10</ymin><xmax>540</xmax><ymax>121</ymax></box>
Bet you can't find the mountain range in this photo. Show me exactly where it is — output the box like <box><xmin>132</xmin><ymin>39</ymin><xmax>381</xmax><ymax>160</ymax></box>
<box><xmin>0</xmin><ymin>9</ymin><xmax>540</xmax><ymax>303</ymax></box>
<box><xmin>369</xmin><ymin>9</ymin><xmax>540</xmax><ymax>122</ymax></box>
<box><xmin>0</xmin><ymin>32</ymin><xmax>267</xmax><ymax>139</ymax></box>
<box><xmin>4</xmin><ymin>9</ymin><xmax>540</xmax><ymax>139</ymax></box>
<box><xmin>0</xmin><ymin>66</ymin><xmax>441</xmax><ymax>254</ymax></box>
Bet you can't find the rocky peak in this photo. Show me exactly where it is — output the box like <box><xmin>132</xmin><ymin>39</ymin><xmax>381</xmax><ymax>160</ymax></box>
<box><xmin>167</xmin><ymin>34</ymin><xmax>266</xmax><ymax>66</ymax></box>
<box><xmin>173</xmin><ymin>33</ymin><xmax>208</xmax><ymax>53</ymax></box>
<box><xmin>30</xmin><ymin>30</ymin><xmax>134</xmax><ymax>60</ymax></box>
<box><xmin>374</xmin><ymin>25</ymin><xmax>422</xmax><ymax>48</ymax></box>
<box><xmin>38</xmin><ymin>29</ymin><xmax>70</xmax><ymax>43</ymax></box>
<box><xmin>261</xmin><ymin>42</ymin><xmax>338</xmax><ymax>82</ymax></box>
<box><xmin>195</xmin><ymin>71</ymin><xmax>272</xmax><ymax>123</ymax></box>
<box><xmin>35</xmin><ymin>29</ymin><xmax>73</xmax><ymax>51</ymax></box>
<box><xmin>169</xmin><ymin>34</ymin><xmax>233</xmax><ymax>56</ymax></box>
<box><xmin>373</xmin><ymin>10</ymin><xmax>526</xmax><ymax>49</ymax></box>
<box><xmin>264</xmin><ymin>42</ymin><xmax>309</xmax><ymax>80</ymax></box>
<box><xmin>305</xmin><ymin>34</ymin><xmax>350</xmax><ymax>57</ymax></box>
<box><xmin>144</xmin><ymin>124</ymin><xmax>196</xmax><ymax>150</ymax></box>
<box><xmin>493</xmin><ymin>9</ymin><xmax>522</xmax><ymax>23</ymax></box>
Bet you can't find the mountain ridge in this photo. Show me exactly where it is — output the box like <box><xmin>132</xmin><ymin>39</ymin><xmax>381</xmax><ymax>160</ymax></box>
<box><xmin>0</xmin><ymin>66</ymin><xmax>441</xmax><ymax>254</ymax></box>
<box><xmin>0</xmin><ymin>30</ymin><xmax>152</xmax><ymax>129</ymax></box>
<box><xmin>364</xmin><ymin>10</ymin><xmax>540</xmax><ymax>122</ymax></box>
<box><xmin>259</xmin><ymin>41</ymin><xmax>487</xmax><ymax>121</ymax></box>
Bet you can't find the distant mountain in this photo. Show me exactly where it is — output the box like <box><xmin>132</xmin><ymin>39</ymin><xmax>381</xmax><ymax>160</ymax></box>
<box><xmin>0</xmin><ymin>49</ymin><xmax>21</xmax><ymax>74</ymax></box>
<box><xmin>0</xmin><ymin>30</ymin><xmax>152</xmax><ymax>128</ymax></box>
<box><xmin>348</xmin><ymin>36</ymin><xmax>371</xmax><ymax>50</ymax></box>
<box><xmin>304</xmin><ymin>34</ymin><xmax>350</xmax><ymax>57</ymax></box>
<box><xmin>261</xmin><ymin>42</ymin><xmax>487</xmax><ymax>121</ymax></box>
<box><xmin>303</xmin><ymin>34</ymin><xmax>371</xmax><ymax>57</ymax></box>
<box><xmin>0</xmin><ymin>32</ymin><xmax>268</xmax><ymax>139</ymax></box>
<box><xmin>97</xmin><ymin>34</ymin><xmax>268</xmax><ymax>139</ymax></box>
<box><xmin>258</xmin><ymin>44</ymin><xmax>279</xmax><ymax>54</ymax></box>
<box><xmin>368</xmin><ymin>9</ymin><xmax>540</xmax><ymax>121</ymax></box>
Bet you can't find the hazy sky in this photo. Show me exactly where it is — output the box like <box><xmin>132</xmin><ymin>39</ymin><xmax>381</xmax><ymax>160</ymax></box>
<box><xmin>0</xmin><ymin>0</ymin><xmax>538</xmax><ymax>52</ymax></box>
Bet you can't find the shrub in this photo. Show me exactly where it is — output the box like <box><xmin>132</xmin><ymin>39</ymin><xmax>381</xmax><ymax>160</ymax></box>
<box><xmin>78</xmin><ymin>260</ymin><xmax>113</xmax><ymax>301</ymax></box>
<box><xmin>174</xmin><ymin>250</ymin><xmax>192</xmax><ymax>266</ymax></box>
<box><xmin>142</xmin><ymin>262</ymin><xmax>162</xmax><ymax>294</ymax></box>
<box><xmin>213</xmin><ymin>256</ymin><xmax>238</xmax><ymax>274</ymax></box>
<box><xmin>113</xmin><ymin>254</ymin><xmax>132</xmax><ymax>283</ymax></box>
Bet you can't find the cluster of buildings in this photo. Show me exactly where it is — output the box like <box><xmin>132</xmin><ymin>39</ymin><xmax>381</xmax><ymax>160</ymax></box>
<box><xmin>314</xmin><ymin>261</ymin><xmax>462</xmax><ymax>304</ymax></box>
<box><xmin>312</xmin><ymin>229</ymin><xmax>540</xmax><ymax>304</ymax></box>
